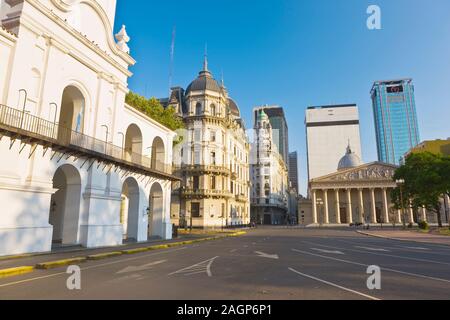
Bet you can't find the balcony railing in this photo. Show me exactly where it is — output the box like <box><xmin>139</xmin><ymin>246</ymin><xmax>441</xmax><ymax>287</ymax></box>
<box><xmin>0</xmin><ymin>104</ymin><xmax>175</xmax><ymax>179</ymax></box>
<box><xmin>181</xmin><ymin>188</ymin><xmax>233</xmax><ymax>199</ymax></box>
<box><xmin>174</xmin><ymin>164</ymin><xmax>231</xmax><ymax>176</ymax></box>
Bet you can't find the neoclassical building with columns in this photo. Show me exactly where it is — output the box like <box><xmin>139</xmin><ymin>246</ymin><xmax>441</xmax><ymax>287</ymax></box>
<box><xmin>0</xmin><ymin>0</ymin><xmax>177</xmax><ymax>256</ymax></box>
<box><xmin>301</xmin><ymin>146</ymin><xmax>408</xmax><ymax>226</ymax></box>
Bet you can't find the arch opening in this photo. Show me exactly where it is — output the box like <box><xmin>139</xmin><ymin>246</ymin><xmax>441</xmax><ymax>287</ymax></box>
<box><xmin>148</xmin><ymin>183</ymin><xmax>164</xmax><ymax>239</ymax></box>
<box><xmin>124</xmin><ymin>124</ymin><xmax>143</xmax><ymax>163</ymax></box>
<box><xmin>151</xmin><ymin>137</ymin><xmax>165</xmax><ymax>172</ymax></box>
<box><xmin>58</xmin><ymin>85</ymin><xmax>85</xmax><ymax>143</ymax></box>
<box><xmin>49</xmin><ymin>164</ymin><xmax>82</xmax><ymax>246</ymax></box>
<box><xmin>120</xmin><ymin>177</ymin><xmax>140</xmax><ymax>242</ymax></box>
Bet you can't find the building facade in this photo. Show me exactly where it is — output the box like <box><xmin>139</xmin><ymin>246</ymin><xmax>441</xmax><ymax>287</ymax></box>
<box><xmin>0</xmin><ymin>0</ymin><xmax>176</xmax><ymax>256</ymax></box>
<box><xmin>253</xmin><ymin>106</ymin><xmax>289</xmax><ymax>164</ymax></box>
<box><xmin>250</xmin><ymin>110</ymin><xmax>289</xmax><ymax>225</ymax></box>
<box><xmin>288</xmin><ymin>151</ymin><xmax>299</xmax><ymax>194</ymax></box>
<box><xmin>306</xmin><ymin>104</ymin><xmax>362</xmax><ymax>181</ymax></box>
<box><xmin>168</xmin><ymin>59</ymin><xmax>251</xmax><ymax>229</ymax></box>
<box><xmin>371</xmin><ymin>79</ymin><xmax>421</xmax><ymax>165</ymax></box>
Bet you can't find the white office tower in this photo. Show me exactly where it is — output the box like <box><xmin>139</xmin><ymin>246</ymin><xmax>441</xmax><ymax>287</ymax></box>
<box><xmin>306</xmin><ymin>104</ymin><xmax>362</xmax><ymax>181</ymax></box>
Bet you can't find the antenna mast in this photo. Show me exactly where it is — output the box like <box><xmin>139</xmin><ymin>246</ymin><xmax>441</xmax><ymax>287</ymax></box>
<box><xmin>169</xmin><ymin>26</ymin><xmax>176</xmax><ymax>96</ymax></box>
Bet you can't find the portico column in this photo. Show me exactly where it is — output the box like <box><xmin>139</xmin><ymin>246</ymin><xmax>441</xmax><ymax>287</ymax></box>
<box><xmin>335</xmin><ymin>189</ymin><xmax>341</xmax><ymax>224</ymax></box>
<box><xmin>408</xmin><ymin>202</ymin><xmax>415</xmax><ymax>224</ymax></box>
<box><xmin>312</xmin><ymin>190</ymin><xmax>318</xmax><ymax>224</ymax></box>
<box><xmin>421</xmin><ymin>206</ymin><xmax>427</xmax><ymax>223</ymax></box>
<box><xmin>323</xmin><ymin>190</ymin><xmax>330</xmax><ymax>224</ymax></box>
<box><xmin>370</xmin><ymin>188</ymin><xmax>377</xmax><ymax>224</ymax></box>
<box><xmin>358</xmin><ymin>189</ymin><xmax>364</xmax><ymax>223</ymax></box>
<box><xmin>382</xmin><ymin>188</ymin><xmax>390</xmax><ymax>224</ymax></box>
<box><xmin>346</xmin><ymin>189</ymin><xmax>353</xmax><ymax>224</ymax></box>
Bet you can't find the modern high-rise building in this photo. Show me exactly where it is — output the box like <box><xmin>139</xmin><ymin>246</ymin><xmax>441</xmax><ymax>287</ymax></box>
<box><xmin>371</xmin><ymin>79</ymin><xmax>421</xmax><ymax>165</ymax></box>
<box><xmin>306</xmin><ymin>104</ymin><xmax>362</xmax><ymax>181</ymax></box>
<box><xmin>288</xmin><ymin>152</ymin><xmax>299</xmax><ymax>194</ymax></box>
<box><xmin>253</xmin><ymin>106</ymin><xmax>289</xmax><ymax>163</ymax></box>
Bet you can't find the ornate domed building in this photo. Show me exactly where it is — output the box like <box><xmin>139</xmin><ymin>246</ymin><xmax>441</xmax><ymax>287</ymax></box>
<box><xmin>166</xmin><ymin>57</ymin><xmax>251</xmax><ymax>229</ymax></box>
<box><xmin>338</xmin><ymin>144</ymin><xmax>362</xmax><ymax>171</ymax></box>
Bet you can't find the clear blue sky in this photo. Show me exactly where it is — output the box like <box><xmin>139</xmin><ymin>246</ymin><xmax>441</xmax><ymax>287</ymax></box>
<box><xmin>115</xmin><ymin>0</ymin><xmax>450</xmax><ymax>196</ymax></box>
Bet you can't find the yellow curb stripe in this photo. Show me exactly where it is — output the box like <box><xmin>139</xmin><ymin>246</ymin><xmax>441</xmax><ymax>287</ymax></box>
<box><xmin>35</xmin><ymin>257</ymin><xmax>87</xmax><ymax>270</ymax></box>
<box><xmin>0</xmin><ymin>266</ymin><xmax>35</xmax><ymax>279</ymax></box>
<box><xmin>87</xmin><ymin>252</ymin><xmax>123</xmax><ymax>261</ymax></box>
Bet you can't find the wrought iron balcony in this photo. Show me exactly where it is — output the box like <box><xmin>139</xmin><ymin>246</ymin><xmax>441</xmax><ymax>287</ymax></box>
<box><xmin>174</xmin><ymin>164</ymin><xmax>231</xmax><ymax>176</ymax></box>
<box><xmin>181</xmin><ymin>187</ymin><xmax>232</xmax><ymax>199</ymax></box>
<box><xmin>0</xmin><ymin>104</ymin><xmax>178</xmax><ymax>180</ymax></box>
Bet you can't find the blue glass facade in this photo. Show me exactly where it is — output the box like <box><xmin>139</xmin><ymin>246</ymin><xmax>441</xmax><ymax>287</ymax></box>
<box><xmin>371</xmin><ymin>79</ymin><xmax>420</xmax><ymax>165</ymax></box>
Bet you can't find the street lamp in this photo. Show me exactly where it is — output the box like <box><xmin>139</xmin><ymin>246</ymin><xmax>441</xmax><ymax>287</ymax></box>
<box><xmin>18</xmin><ymin>89</ymin><xmax>28</xmax><ymax>129</ymax></box>
<box><xmin>396</xmin><ymin>179</ymin><xmax>406</xmax><ymax>229</ymax></box>
<box><xmin>50</xmin><ymin>103</ymin><xmax>58</xmax><ymax>138</ymax></box>
<box><xmin>101</xmin><ymin>125</ymin><xmax>109</xmax><ymax>154</ymax></box>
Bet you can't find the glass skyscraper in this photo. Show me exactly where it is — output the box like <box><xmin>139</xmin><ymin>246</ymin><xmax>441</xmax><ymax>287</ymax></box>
<box><xmin>371</xmin><ymin>79</ymin><xmax>421</xmax><ymax>165</ymax></box>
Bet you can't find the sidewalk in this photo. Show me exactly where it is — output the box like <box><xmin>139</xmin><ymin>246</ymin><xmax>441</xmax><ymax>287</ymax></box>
<box><xmin>358</xmin><ymin>229</ymin><xmax>450</xmax><ymax>246</ymax></box>
<box><xmin>0</xmin><ymin>230</ymin><xmax>245</xmax><ymax>274</ymax></box>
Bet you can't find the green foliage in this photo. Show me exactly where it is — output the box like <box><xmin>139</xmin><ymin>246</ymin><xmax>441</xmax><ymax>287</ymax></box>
<box><xmin>392</xmin><ymin>152</ymin><xmax>450</xmax><ymax>227</ymax></box>
<box><xmin>418</xmin><ymin>221</ymin><xmax>429</xmax><ymax>230</ymax></box>
<box><xmin>125</xmin><ymin>91</ymin><xmax>184</xmax><ymax>132</ymax></box>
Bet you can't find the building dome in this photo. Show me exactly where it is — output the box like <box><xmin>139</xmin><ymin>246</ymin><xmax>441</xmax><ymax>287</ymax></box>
<box><xmin>338</xmin><ymin>144</ymin><xmax>362</xmax><ymax>170</ymax></box>
<box><xmin>228</xmin><ymin>98</ymin><xmax>240</xmax><ymax>117</ymax></box>
<box><xmin>186</xmin><ymin>57</ymin><xmax>222</xmax><ymax>94</ymax></box>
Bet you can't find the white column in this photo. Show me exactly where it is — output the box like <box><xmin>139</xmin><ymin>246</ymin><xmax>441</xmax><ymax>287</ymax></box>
<box><xmin>358</xmin><ymin>189</ymin><xmax>364</xmax><ymax>223</ymax></box>
<box><xmin>408</xmin><ymin>202</ymin><xmax>414</xmax><ymax>224</ymax></box>
<box><xmin>312</xmin><ymin>190</ymin><xmax>318</xmax><ymax>224</ymax></box>
<box><xmin>346</xmin><ymin>189</ymin><xmax>353</xmax><ymax>224</ymax></box>
<box><xmin>397</xmin><ymin>210</ymin><xmax>402</xmax><ymax>224</ymax></box>
<box><xmin>382</xmin><ymin>188</ymin><xmax>390</xmax><ymax>224</ymax></box>
<box><xmin>324</xmin><ymin>190</ymin><xmax>330</xmax><ymax>224</ymax></box>
<box><xmin>421</xmin><ymin>206</ymin><xmax>427</xmax><ymax>222</ymax></box>
<box><xmin>370</xmin><ymin>188</ymin><xmax>377</xmax><ymax>224</ymax></box>
<box><xmin>335</xmin><ymin>189</ymin><xmax>341</xmax><ymax>224</ymax></box>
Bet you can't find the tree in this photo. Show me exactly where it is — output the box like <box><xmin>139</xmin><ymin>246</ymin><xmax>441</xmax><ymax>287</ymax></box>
<box><xmin>125</xmin><ymin>91</ymin><xmax>184</xmax><ymax>132</ymax></box>
<box><xmin>392</xmin><ymin>152</ymin><xmax>449</xmax><ymax>228</ymax></box>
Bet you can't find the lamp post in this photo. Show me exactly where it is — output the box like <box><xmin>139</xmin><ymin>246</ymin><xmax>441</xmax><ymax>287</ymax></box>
<box><xmin>118</xmin><ymin>132</ymin><xmax>125</xmax><ymax>159</ymax></box>
<box><xmin>18</xmin><ymin>89</ymin><xmax>28</xmax><ymax>129</ymax></box>
<box><xmin>50</xmin><ymin>103</ymin><xmax>58</xmax><ymax>138</ymax></box>
<box><xmin>396</xmin><ymin>179</ymin><xmax>406</xmax><ymax>229</ymax></box>
<box><xmin>101</xmin><ymin>125</ymin><xmax>109</xmax><ymax>154</ymax></box>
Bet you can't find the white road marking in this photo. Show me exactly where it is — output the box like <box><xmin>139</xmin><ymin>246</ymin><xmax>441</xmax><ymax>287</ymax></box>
<box><xmin>311</xmin><ymin>248</ymin><xmax>345</xmax><ymax>255</ymax></box>
<box><xmin>355</xmin><ymin>246</ymin><xmax>390</xmax><ymax>252</ymax></box>
<box><xmin>288</xmin><ymin>267</ymin><xmax>380</xmax><ymax>300</ymax></box>
<box><xmin>0</xmin><ymin>247</ymin><xmax>188</xmax><ymax>288</ymax></box>
<box><xmin>116</xmin><ymin>260</ymin><xmax>167</xmax><ymax>274</ymax></box>
<box><xmin>399</xmin><ymin>246</ymin><xmax>429</xmax><ymax>251</ymax></box>
<box><xmin>230</xmin><ymin>249</ymin><xmax>238</xmax><ymax>253</ymax></box>
<box><xmin>254</xmin><ymin>251</ymin><xmax>279</xmax><ymax>260</ymax></box>
<box><xmin>293</xmin><ymin>249</ymin><xmax>450</xmax><ymax>284</ymax></box>
<box><xmin>303</xmin><ymin>241</ymin><xmax>450</xmax><ymax>266</ymax></box>
<box><xmin>168</xmin><ymin>256</ymin><xmax>219</xmax><ymax>277</ymax></box>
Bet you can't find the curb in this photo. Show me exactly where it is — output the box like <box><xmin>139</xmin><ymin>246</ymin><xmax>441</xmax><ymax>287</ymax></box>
<box><xmin>35</xmin><ymin>257</ymin><xmax>88</xmax><ymax>270</ymax></box>
<box><xmin>357</xmin><ymin>230</ymin><xmax>450</xmax><ymax>247</ymax></box>
<box><xmin>0</xmin><ymin>231</ymin><xmax>247</xmax><ymax>278</ymax></box>
<box><xmin>0</xmin><ymin>266</ymin><xmax>34</xmax><ymax>279</ymax></box>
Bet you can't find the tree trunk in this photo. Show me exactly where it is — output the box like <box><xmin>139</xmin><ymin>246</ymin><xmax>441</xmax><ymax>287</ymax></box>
<box><xmin>436</xmin><ymin>203</ymin><xmax>443</xmax><ymax>228</ymax></box>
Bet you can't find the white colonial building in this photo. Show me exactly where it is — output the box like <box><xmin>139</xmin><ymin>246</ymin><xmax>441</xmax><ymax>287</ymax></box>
<box><xmin>250</xmin><ymin>110</ymin><xmax>289</xmax><ymax>225</ymax></box>
<box><xmin>0</xmin><ymin>0</ymin><xmax>177</xmax><ymax>256</ymax></box>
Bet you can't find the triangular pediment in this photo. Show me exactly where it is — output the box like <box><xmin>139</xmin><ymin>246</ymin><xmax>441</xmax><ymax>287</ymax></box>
<box><xmin>312</xmin><ymin>162</ymin><xmax>399</xmax><ymax>183</ymax></box>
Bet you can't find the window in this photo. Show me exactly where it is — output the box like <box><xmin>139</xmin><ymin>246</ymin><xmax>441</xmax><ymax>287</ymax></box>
<box><xmin>195</xmin><ymin>103</ymin><xmax>202</xmax><ymax>115</ymax></box>
<box><xmin>191</xmin><ymin>203</ymin><xmax>200</xmax><ymax>218</ymax></box>
<box><xmin>210</xmin><ymin>104</ymin><xmax>216</xmax><ymax>116</ymax></box>
<box><xmin>193</xmin><ymin>176</ymin><xmax>199</xmax><ymax>190</ymax></box>
<box><xmin>211</xmin><ymin>152</ymin><xmax>216</xmax><ymax>165</ymax></box>
<box><xmin>211</xmin><ymin>176</ymin><xmax>216</xmax><ymax>190</ymax></box>
<box><xmin>211</xmin><ymin>131</ymin><xmax>216</xmax><ymax>142</ymax></box>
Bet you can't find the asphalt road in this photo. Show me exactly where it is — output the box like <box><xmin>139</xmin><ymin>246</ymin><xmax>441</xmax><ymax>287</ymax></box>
<box><xmin>1</xmin><ymin>227</ymin><xmax>450</xmax><ymax>300</ymax></box>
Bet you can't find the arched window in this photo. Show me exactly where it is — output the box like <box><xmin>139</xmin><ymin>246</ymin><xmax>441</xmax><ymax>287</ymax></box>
<box><xmin>195</xmin><ymin>103</ymin><xmax>202</xmax><ymax>115</ymax></box>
